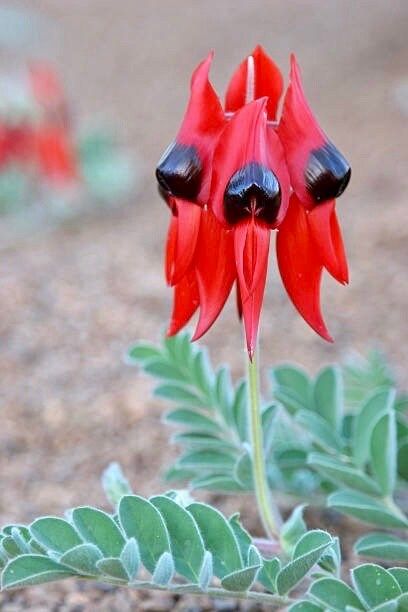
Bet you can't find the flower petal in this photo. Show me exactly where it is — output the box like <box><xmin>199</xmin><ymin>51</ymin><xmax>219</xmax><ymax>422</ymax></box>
<box><xmin>165</xmin><ymin>214</ymin><xmax>178</xmax><ymax>285</ymax></box>
<box><xmin>192</xmin><ymin>210</ymin><xmax>235</xmax><ymax>340</ymax></box>
<box><xmin>178</xmin><ymin>52</ymin><xmax>226</xmax><ymax>204</ymax></box>
<box><xmin>308</xmin><ymin>200</ymin><xmax>349</xmax><ymax>284</ymax></box>
<box><xmin>210</xmin><ymin>98</ymin><xmax>289</xmax><ymax>228</ymax></box>
<box><xmin>167</xmin><ymin>270</ymin><xmax>199</xmax><ymax>336</ymax></box>
<box><xmin>235</xmin><ymin>220</ymin><xmax>270</xmax><ymax>359</ymax></box>
<box><xmin>168</xmin><ymin>199</ymin><xmax>201</xmax><ymax>286</ymax></box>
<box><xmin>276</xmin><ymin>194</ymin><xmax>333</xmax><ymax>342</ymax></box>
<box><xmin>225</xmin><ymin>45</ymin><xmax>283</xmax><ymax>119</ymax></box>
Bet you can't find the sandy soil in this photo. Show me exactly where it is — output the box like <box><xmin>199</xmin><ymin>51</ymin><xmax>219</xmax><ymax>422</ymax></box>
<box><xmin>0</xmin><ymin>0</ymin><xmax>407</xmax><ymax>609</ymax></box>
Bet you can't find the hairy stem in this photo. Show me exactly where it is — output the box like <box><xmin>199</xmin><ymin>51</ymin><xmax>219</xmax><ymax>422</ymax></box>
<box><xmin>247</xmin><ymin>350</ymin><xmax>282</xmax><ymax>539</ymax></box>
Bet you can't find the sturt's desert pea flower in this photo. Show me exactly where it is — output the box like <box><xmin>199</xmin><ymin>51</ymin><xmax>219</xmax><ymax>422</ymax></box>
<box><xmin>155</xmin><ymin>47</ymin><xmax>351</xmax><ymax>356</ymax></box>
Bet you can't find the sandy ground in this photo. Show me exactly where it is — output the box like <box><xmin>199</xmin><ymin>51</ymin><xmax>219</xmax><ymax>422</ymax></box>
<box><xmin>0</xmin><ymin>0</ymin><xmax>407</xmax><ymax>609</ymax></box>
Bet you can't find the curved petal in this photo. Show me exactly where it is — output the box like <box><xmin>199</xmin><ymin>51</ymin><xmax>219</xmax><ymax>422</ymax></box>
<box><xmin>165</xmin><ymin>214</ymin><xmax>178</xmax><ymax>285</ymax></box>
<box><xmin>192</xmin><ymin>210</ymin><xmax>235</xmax><ymax>340</ymax></box>
<box><xmin>210</xmin><ymin>98</ymin><xmax>289</xmax><ymax>228</ymax></box>
<box><xmin>278</xmin><ymin>54</ymin><xmax>327</xmax><ymax>207</ymax></box>
<box><xmin>308</xmin><ymin>201</ymin><xmax>349</xmax><ymax>284</ymax></box>
<box><xmin>276</xmin><ymin>194</ymin><xmax>333</xmax><ymax>342</ymax></box>
<box><xmin>35</xmin><ymin>126</ymin><xmax>77</xmax><ymax>185</ymax></box>
<box><xmin>178</xmin><ymin>52</ymin><xmax>226</xmax><ymax>204</ymax></box>
<box><xmin>225</xmin><ymin>45</ymin><xmax>283</xmax><ymax>119</ymax></box>
<box><xmin>167</xmin><ymin>270</ymin><xmax>199</xmax><ymax>336</ymax></box>
<box><xmin>235</xmin><ymin>220</ymin><xmax>270</xmax><ymax>359</ymax></box>
<box><xmin>168</xmin><ymin>199</ymin><xmax>201</xmax><ymax>286</ymax></box>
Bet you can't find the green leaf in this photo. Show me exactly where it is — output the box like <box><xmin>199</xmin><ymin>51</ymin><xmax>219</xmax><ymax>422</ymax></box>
<box><xmin>353</xmin><ymin>389</ymin><xmax>395</xmax><ymax>467</ymax></box>
<box><xmin>178</xmin><ymin>449</ymin><xmax>235</xmax><ymax>470</ymax></box>
<box><xmin>228</xmin><ymin>514</ymin><xmax>252</xmax><ymax>562</ymax></box>
<box><xmin>1</xmin><ymin>555</ymin><xmax>75</xmax><ymax>589</ymax></box>
<box><xmin>276</xmin><ymin>530</ymin><xmax>333</xmax><ymax>595</ymax></box>
<box><xmin>101</xmin><ymin>462</ymin><xmax>132</xmax><ymax>508</ymax></box>
<box><xmin>221</xmin><ymin>565</ymin><xmax>260</xmax><ymax>592</ymax></box>
<box><xmin>258</xmin><ymin>557</ymin><xmax>281</xmax><ymax>593</ymax></box>
<box><xmin>272</xmin><ymin>365</ymin><xmax>312</xmax><ymax>414</ymax></box>
<box><xmin>144</xmin><ymin>359</ymin><xmax>185</xmax><ymax>381</ymax></box>
<box><xmin>280</xmin><ymin>505</ymin><xmax>307</xmax><ymax>555</ymax></box>
<box><xmin>1</xmin><ymin>536</ymin><xmax>23</xmax><ymax>558</ymax></box>
<box><xmin>154</xmin><ymin>384</ymin><xmax>205</xmax><ymax>406</ymax></box>
<box><xmin>295</xmin><ymin>410</ymin><xmax>343</xmax><ymax>451</ymax></box>
<box><xmin>152</xmin><ymin>551</ymin><xmax>175</xmax><ymax>586</ymax></box>
<box><xmin>313</xmin><ymin>366</ymin><xmax>343</xmax><ymax>431</ymax></box>
<box><xmin>234</xmin><ymin>451</ymin><xmax>253</xmax><ymax>489</ymax></box>
<box><xmin>96</xmin><ymin>557</ymin><xmax>129</xmax><ymax>581</ymax></box>
<box><xmin>215</xmin><ymin>367</ymin><xmax>234</xmax><ymax>425</ymax></box>
<box><xmin>352</xmin><ymin>564</ymin><xmax>402</xmax><ymax>608</ymax></box>
<box><xmin>355</xmin><ymin>533</ymin><xmax>408</xmax><ymax>562</ymax></box>
<box><xmin>164</xmin><ymin>409</ymin><xmax>221</xmax><ymax>433</ymax></box>
<box><xmin>190</xmin><ymin>475</ymin><xmax>244</xmax><ymax>492</ymax></box>
<box><xmin>71</xmin><ymin>507</ymin><xmax>125</xmax><ymax>558</ymax></box>
<box><xmin>370</xmin><ymin>411</ymin><xmax>397</xmax><ymax>495</ymax></box>
<box><xmin>151</xmin><ymin>495</ymin><xmax>204</xmax><ymax>582</ymax></box>
<box><xmin>232</xmin><ymin>381</ymin><xmax>248</xmax><ymax>442</ymax></box>
<box><xmin>30</xmin><ymin>517</ymin><xmax>82</xmax><ymax>554</ymax></box>
<box><xmin>120</xmin><ymin>538</ymin><xmax>139</xmax><ymax>580</ymax></box>
<box><xmin>127</xmin><ymin>343</ymin><xmax>161</xmax><ymax>363</ymax></box>
<box><xmin>309</xmin><ymin>577</ymin><xmax>364</xmax><ymax>611</ymax></box>
<box><xmin>187</xmin><ymin>502</ymin><xmax>242</xmax><ymax>578</ymax></box>
<box><xmin>389</xmin><ymin>568</ymin><xmax>408</xmax><ymax>592</ymax></box>
<box><xmin>172</xmin><ymin>432</ymin><xmax>234</xmax><ymax>451</ymax></box>
<box><xmin>289</xmin><ymin>603</ymin><xmax>323</xmax><ymax>612</ymax></box>
<box><xmin>198</xmin><ymin>550</ymin><xmax>213</xmax><ymax>590</ymax></box>
<box><xmin>59</xmin><ymin>543</ymin><xmax>102</xmax><ymax>575</ymax></box>
<box><xmin>327</xmin><ymin>491</ymin><xmax>408</xmax><ymax>528</ymax></box>
<box><xmin>307</xmin><ymin>452</ymin><xmax>381</xmax><ymax>496</ymax></box>
<box><xmin>118</xmin><ymin>496</ymin><xmax>170</xmax><ymax>574</ymax></box>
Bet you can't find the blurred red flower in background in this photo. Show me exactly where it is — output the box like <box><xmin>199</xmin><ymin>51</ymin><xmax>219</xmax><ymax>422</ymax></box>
<box><xmin>156</xmin><ymin>47</ymin><xmax>351</xmax><ymax>357</ymax></box>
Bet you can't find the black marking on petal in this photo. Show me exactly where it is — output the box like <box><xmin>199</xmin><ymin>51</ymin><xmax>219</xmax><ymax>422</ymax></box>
<box><xmin>224</xmin><ymin>162</ymin><xmax>281</xmax><ymax>226</ymax></box>
<box><xmin>305</xmin><ymin>142</ymin><xmax>351</xmax><ymax>203</ymax></box>
<box><xmin>156</xmin><ymin>142</ymin><xmax>202</xmax><ymax>201</ymax></box>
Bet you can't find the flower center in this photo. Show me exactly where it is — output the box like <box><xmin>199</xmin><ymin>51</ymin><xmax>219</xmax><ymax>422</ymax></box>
<box><xmin>305</xmin><ymin>142</ymin><xmax>351</xmax><ymax>203</ymax></box>
<box><xmin>224</xmin><ymin>162</ymin><xmax>281</xmax><ymax>226</ymax></box>
<box><xmin>156</xmin><ymin>142</ymin><xmax>202</xmax><ymax>201</ymax></box>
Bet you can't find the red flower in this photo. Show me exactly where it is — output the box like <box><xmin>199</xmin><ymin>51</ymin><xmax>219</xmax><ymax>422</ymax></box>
<box><xmin>156</xmin><ymin>48</ymin><xmax>351</xmax><ymax>355</ymax></box>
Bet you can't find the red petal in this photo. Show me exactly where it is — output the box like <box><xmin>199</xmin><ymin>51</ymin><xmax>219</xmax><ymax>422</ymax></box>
<box><xmin>276</xmin><ymin>194</ymin><xmax>333</xmax><ymax>342</ymax></box>
<box><xmin>277</xmin><ymin>54</ymin><xmax>326</xmax><ymax>207</ymax></box>
<box><xmin>210</xmin><ymin>98</ymin><xmax>289</xmax><ymax>228</ymax></box>
<box><xmin>225</xmin><ymin>45</ymin><xmax>283</xmax><ymax>119</ymax></box>
<box><xmin>308</xmin><ymin>201</ymin><xmax>349</xmax><ymax>284</ymax></box>
<box><xmin>167</xmin><ymin>270</ymin><xmax>199</xmax><ymax>336</ymax></box>
<box><xmin>165</xmin><ymin>215</ymin><xmax>178</xmax><ymax>285</ymax></box>
<box><xmin>167</xmin><ymin>199</ymin><xmax>201</xmax><ymax>286</ymax></box>
<box><xmin>192</xmin><ymin>210</ymin><xmax>235</xmax><ymax>340</ymax></box>
<box><xmin>235</xmin><ymin>220</ymin><xmax>270</xmax><ymax>359</ymax></box>
<box><xmin>177</xmin><ymin>52</ymin><xmax>225</xmax><ymax>204</ymax></box>
<box><xmin>35</xmin><ymin>127</ymin><xmax>77</xmax><ymax>184</ymax></box>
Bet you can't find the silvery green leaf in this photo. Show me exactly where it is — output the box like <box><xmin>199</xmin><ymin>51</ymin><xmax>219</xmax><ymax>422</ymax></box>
<box><xmin>276</xmin><ymin>531</ymin><xmax>333</xmax><ymax>595</ymax></box>
<box><xmin>2</xmin><ymin>555</ymin><xmax>75</xmax><ymax>589</ymax></box>
<box><xmin>309</xmin><ymin>577</ymin><xmax>364</xmax><ymax>611</ymax></box>
<box><xmin>313</xmin><ymin>366</ymin><xmax>343</xmax><ymax>431</ymax></box>
<box><xmin>120</xmin><ymin>538</ymin><xmax>139</xmax><ymax>580</ymax></box>
<box><xmin>198</xmin><ymin>551</ymin><xmax>213</xmax><ymax>590</ymax></box>
<box><xmin>151</xmin><ymin>495</ymin><xmax>204</xmax><ymax>582</ymax></box>
<box><xmin>353</xmin><ymin>389</ymin><xmax>395</xmax><ymax>467</ymax></box>
<box><xmin>30</xmin><ymin>517</ymin><xmax>82</xmax><ymax>554</ymax></box>
<box><xmin>151</xmin><ymin>552</ymin><xmax>175</xmax><ymax>586</ymax></box>
<box><xmin>119</xmin><ymin>496</ymin><xmax>170</xmax><ymax>574</ymax></box>
<box><xmin>352</xmin><ymin>564</ymin><xmax>401</xmax><ymax>608</ymax></box>
<box><xmin>327</xmin><ymin>491</ymin><xmax>408</xmax><ymax>528</ymax></box>
<box><xmin>295</xmin><ymin>410</ymin><xmax>343</xmax><ymax>451</ymax></box>
<box><xmin>96</xmin><ymin>557</ymin><xmax>129</xmax><ymax>581</ymax></box>
<box><xmin>71</xmin><ymin>507</ymin><xmax>125</xmax><ymax>558</ymax></box>
<box><xmin>280</xmin><ymin>505</ymin><xmax>307</xmax><ymax>555</ymax></box>
<box><xmin>355</xmin><ymin>533</ymin><xmax>408</xmax><ymax>562</ymax></box>
<box><xmin>307</xmin><ymin>452</ymin><xmax>381</xmax><ymax>496</ymax></box>
<box><xmin>258</xmin><ymin>556</ymin><xmax>280</xmax><ymax>592</ymax></box>
<box><xmin>101</xmin><ymin>462</ymin><xmax>132</xmax><ymax>508</ymax></box>
<box><xmin>59</xmin><ymin>543</ymin><xmax>102</xmax><ymax>575</ymax></box>
<box><xmin>187</xmin><ymin>502</ymin><xmax>242</xmax><ymax>578</ymax></box>
<box><xmin>370</xmin><ymin>410</ymin><xmax>397</xmax><ymax>495</ymax></box>
<box><xmin>221</xmin><ymin>564</ymin><xmax>260</xmax><ymax>592</ymax></box>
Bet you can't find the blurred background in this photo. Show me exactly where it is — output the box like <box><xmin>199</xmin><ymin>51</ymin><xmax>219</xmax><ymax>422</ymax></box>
<box><xmin>0</xmin><ymin>1</ymin><xmax>407</xmax><ymax>609</ymax></box>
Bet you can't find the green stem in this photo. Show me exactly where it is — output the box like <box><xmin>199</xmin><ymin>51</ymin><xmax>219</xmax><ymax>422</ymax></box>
<box><xmin>247</xmin><ymin>350</ymin><xmax>282</xmax><ymax>539</ymax></box>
